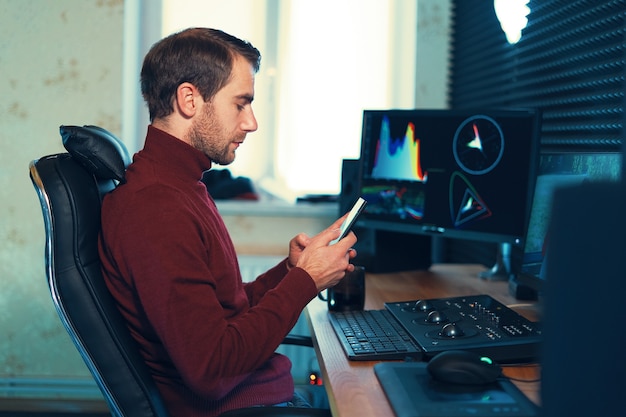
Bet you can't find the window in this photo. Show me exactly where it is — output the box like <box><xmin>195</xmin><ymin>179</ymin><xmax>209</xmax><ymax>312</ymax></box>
<box><xmin>124</xmin><ymin>0</ymin><xmax>440</xmax><ymax>201</ymax></box>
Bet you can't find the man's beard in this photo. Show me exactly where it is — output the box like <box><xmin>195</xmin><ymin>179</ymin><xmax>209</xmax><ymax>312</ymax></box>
<box><xmin>188</xmin><ymin>104</ymin><xmax>238</xmax><ymax>166</ymax></box>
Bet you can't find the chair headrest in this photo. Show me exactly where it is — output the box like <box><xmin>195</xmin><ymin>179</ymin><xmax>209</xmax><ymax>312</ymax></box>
<box><xmin>59</xmin><ymin>125</ymin><xmax>131</xmax><ymax>183</ymax></box>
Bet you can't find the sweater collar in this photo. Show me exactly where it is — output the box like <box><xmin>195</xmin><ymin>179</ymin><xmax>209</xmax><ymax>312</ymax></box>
<box><xmin>142</xmin><ymin>125</ymin><xmax>214</xmax><ymax>181</ymax></box>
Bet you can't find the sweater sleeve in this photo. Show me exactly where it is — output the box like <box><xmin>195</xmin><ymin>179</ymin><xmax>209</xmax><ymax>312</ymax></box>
<box><xmin>243</xmin><ymin>259</ymin><xmax>292</xmax><ymax>306</ymax></box>
<box><xmin>100</xmin><ymin>185</ymin><xmax>318</xmax><ymax>399</ymax></box>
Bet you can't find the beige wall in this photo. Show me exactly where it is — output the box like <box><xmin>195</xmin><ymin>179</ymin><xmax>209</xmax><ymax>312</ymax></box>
<box><xmin>0</xmin><ymin>0</ymin><xmax>124</xmax><ymax>384</ymax></box>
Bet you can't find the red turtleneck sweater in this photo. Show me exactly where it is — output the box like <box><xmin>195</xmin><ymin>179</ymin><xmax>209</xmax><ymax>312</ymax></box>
<box><xmin>98</xmin><ymin>126</ymin><xmax>318</xmax><ymax>416</ymax></box>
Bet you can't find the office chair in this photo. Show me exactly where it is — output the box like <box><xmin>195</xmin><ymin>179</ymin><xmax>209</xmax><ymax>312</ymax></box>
<box><xmin>29</xmin><ymin>125</ymin><xmax>331</xmax><ymax>417</ymax></box>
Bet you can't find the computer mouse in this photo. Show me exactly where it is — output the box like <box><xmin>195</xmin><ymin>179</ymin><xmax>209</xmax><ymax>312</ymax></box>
<box><xmin>426</xmin><ymin>350</ymin><xmax>502</xmax><ymax>385</ymax></box>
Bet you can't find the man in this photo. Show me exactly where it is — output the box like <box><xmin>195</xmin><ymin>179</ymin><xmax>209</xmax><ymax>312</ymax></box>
<box><xmin>98</xmin><ymin>28</ymin><xmax>357</xmax><ymax>416</ymax></box>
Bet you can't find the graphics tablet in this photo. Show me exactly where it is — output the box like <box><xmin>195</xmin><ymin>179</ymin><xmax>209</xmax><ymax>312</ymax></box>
<box><xmin>374</xmin><ymin>362</ymin><xmax>539</xmax><ymax>417</ymax></box>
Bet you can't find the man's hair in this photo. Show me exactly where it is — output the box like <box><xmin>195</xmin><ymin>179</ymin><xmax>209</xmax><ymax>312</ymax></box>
<box><xmin>140</xmin><ymin>28</ymin><xmax>261</xmax><ymax>121</ymax></box>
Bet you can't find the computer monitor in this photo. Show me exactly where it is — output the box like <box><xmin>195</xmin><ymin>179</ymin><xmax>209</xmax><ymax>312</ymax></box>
<box><xmin>515</xmin><ymin>150</ymin><xmax>622</xmax><ymax>293</ymax></box>
<box><xmin>356</xmin><ymin>109</ymin><xmax>542</xmax><ymax>249</ymax></box>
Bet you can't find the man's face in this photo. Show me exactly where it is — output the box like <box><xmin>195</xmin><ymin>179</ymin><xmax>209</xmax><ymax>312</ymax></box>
<box><xmin>188</xmin><ymin>55</ymin><xmax>258</xmax><ymax>165</ymax></box>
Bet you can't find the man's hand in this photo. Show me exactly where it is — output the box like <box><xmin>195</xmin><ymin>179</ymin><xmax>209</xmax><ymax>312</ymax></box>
<box><xmin>289</xmin><ymin>214</ymin><xmax>358</xmax><ymax>291</ymax></box>
<box><xmin>287</xmin><ymin>213</ymin><xmax>348</xmax><ymax>267</ymax></box>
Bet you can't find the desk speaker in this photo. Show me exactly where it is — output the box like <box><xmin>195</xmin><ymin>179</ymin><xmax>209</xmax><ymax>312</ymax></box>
<box><xmin>541</xmin><ymin>182</ymin><xmax>625</xmax><ymax>416</ymax></box>
<box><xmin>353</xmin><ymin>227</ymin><xmax>432</xmax><ymax>273</ymax></box>
<box><xmin>338</xmin><ymin>159</ymin><xmax>361</xmax><ymax>215</ymax></box>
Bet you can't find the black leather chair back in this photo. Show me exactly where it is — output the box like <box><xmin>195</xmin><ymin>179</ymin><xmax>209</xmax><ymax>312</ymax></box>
<box><xmin>29</xmin><ymin>125</ymin><xmax>171</xmax><ymax>417</ymax></box>
<box><xmin>30</xmin><ymin>125</ymin><xmax>331</xmax><ymax>417</ymax></box>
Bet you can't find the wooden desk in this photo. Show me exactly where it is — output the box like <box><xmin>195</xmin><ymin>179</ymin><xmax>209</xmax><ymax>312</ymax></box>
<box><xmin>306</xmin><ymin>264</ymin><xmax>541</xmax><ymax>417</ymax></box>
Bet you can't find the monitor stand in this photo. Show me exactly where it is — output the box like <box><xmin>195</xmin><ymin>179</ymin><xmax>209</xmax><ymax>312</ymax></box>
<box><xmin>479</xmin><ymin>242</ymin><xmax>539</xmax><ymax>300</ymax></box>
<box><xmin>478</xmin><ymin>242</ymin><xmax>512</xmax><ymax>281</ymax></box>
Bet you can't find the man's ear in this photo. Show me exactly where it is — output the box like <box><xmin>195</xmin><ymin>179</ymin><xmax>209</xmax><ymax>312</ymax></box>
<box><xmin>176</xmin><ymin>83</ymin><xmax>199</xmax><ymax>118</ymax></box>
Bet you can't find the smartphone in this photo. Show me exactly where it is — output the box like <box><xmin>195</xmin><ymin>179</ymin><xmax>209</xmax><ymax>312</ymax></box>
<box><xmin>330</xmin><ymin>197</ymin><xmax>367</xmax><ymax>245</ymax></box>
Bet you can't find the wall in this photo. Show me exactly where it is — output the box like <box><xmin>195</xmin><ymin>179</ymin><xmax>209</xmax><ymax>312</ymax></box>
<box><xmin>415</xmin><ymin>0</ymin><xmax>450</xmax><ymax>108</ymax></box>
<box><xmin>0</xmin><ymin>0</ymin><xmax>124</xmax><ymax>395</ymax></box>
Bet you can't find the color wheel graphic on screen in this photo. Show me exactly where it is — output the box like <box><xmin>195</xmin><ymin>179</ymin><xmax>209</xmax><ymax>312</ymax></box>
<box><xmin>453</xmin><ymin>115</ymin><xmax>504</xmax><ymax>175</ymax></box>
<box><xmin>449</xmin><ymin>172</ymin><xmax>492</xmax><ymax>227</ymax></box>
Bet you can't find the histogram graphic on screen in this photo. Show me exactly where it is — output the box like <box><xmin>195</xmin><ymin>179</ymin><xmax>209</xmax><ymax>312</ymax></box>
<box><xmin>371</xmin><ymin>115</ymin><xmax>426</xmax><ymax>181</ymax></box>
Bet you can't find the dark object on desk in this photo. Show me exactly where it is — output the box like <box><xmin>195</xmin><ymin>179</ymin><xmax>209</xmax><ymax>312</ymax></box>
<box><xmin>508</xmin><ymin>275</ymin><xmax>539</xmax><ymax>301</ymax></box>
<box><xmin>385</xmin><ymin>294</ymin><xmax>541</xmax><ymax>363</ymax></box>
<box><xmin>329</xmin><ymin>294</ymin><xmax>540</xmax><ymax>363</ymax></box>
<box><xmin>297</xmin><ymin>194</ymin><xmax>338</xmax><ymax>203</ymax></box>
<box><xmin>541</xmin><ymin>182</ymin><xmax>626</xmax><ymax>417</ymax></box>
<box><xmin>318</xmin><ymin>265</ymin><xmax>365</xmax><ymax>311</ymax></box>
<box><xmin>374</xmin><ymin>362</ymin><xmax>539</xmax><ymax>417</ymax></box>
<box><xmin>427</xmin><ymin>350</ymin><xmax>502</xmax><ymax>385</ymax></box>
<box><xmin>352</xmin><ymin>227</ymin><xmax>433</xmax><ymax>272</ymax></box>
<box><xmin>338</xmin><ymin>159</ymin><xmax>361</xmax><ymax>214</ymax></box>
<box><xmin>201</xmin><ymin>168</ymin><xmax>259</xmax><ymax>200</ymax></box>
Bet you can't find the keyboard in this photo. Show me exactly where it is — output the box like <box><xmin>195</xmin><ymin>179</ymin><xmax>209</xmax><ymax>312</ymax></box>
<box><xmin>329</xmin><ymin>295</ymin><xmax>541</xmax><ymax>363</ymax></box>
<box><xmin>328</xmin><ymin>309</ymin><xmax>423</xmax><ymax>361</ymax></box>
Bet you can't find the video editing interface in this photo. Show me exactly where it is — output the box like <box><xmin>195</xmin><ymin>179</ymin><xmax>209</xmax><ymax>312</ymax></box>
<box><xmin>358</xmin><ymin>109</ymin><xmax>541</xmax><ymax>246</ymax></box>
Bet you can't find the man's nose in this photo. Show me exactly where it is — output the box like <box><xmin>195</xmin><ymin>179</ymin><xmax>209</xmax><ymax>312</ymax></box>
<box><xmin>242</xmin><ymin>109</ymin><xmax>258</xmax><ymax>132</ymax></box>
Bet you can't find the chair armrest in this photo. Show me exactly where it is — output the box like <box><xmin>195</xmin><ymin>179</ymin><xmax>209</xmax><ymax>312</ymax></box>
<box><xmin>282</xmin><ymin>334</ymin><xmax>313</xmax><ymax>347</ymax></box>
